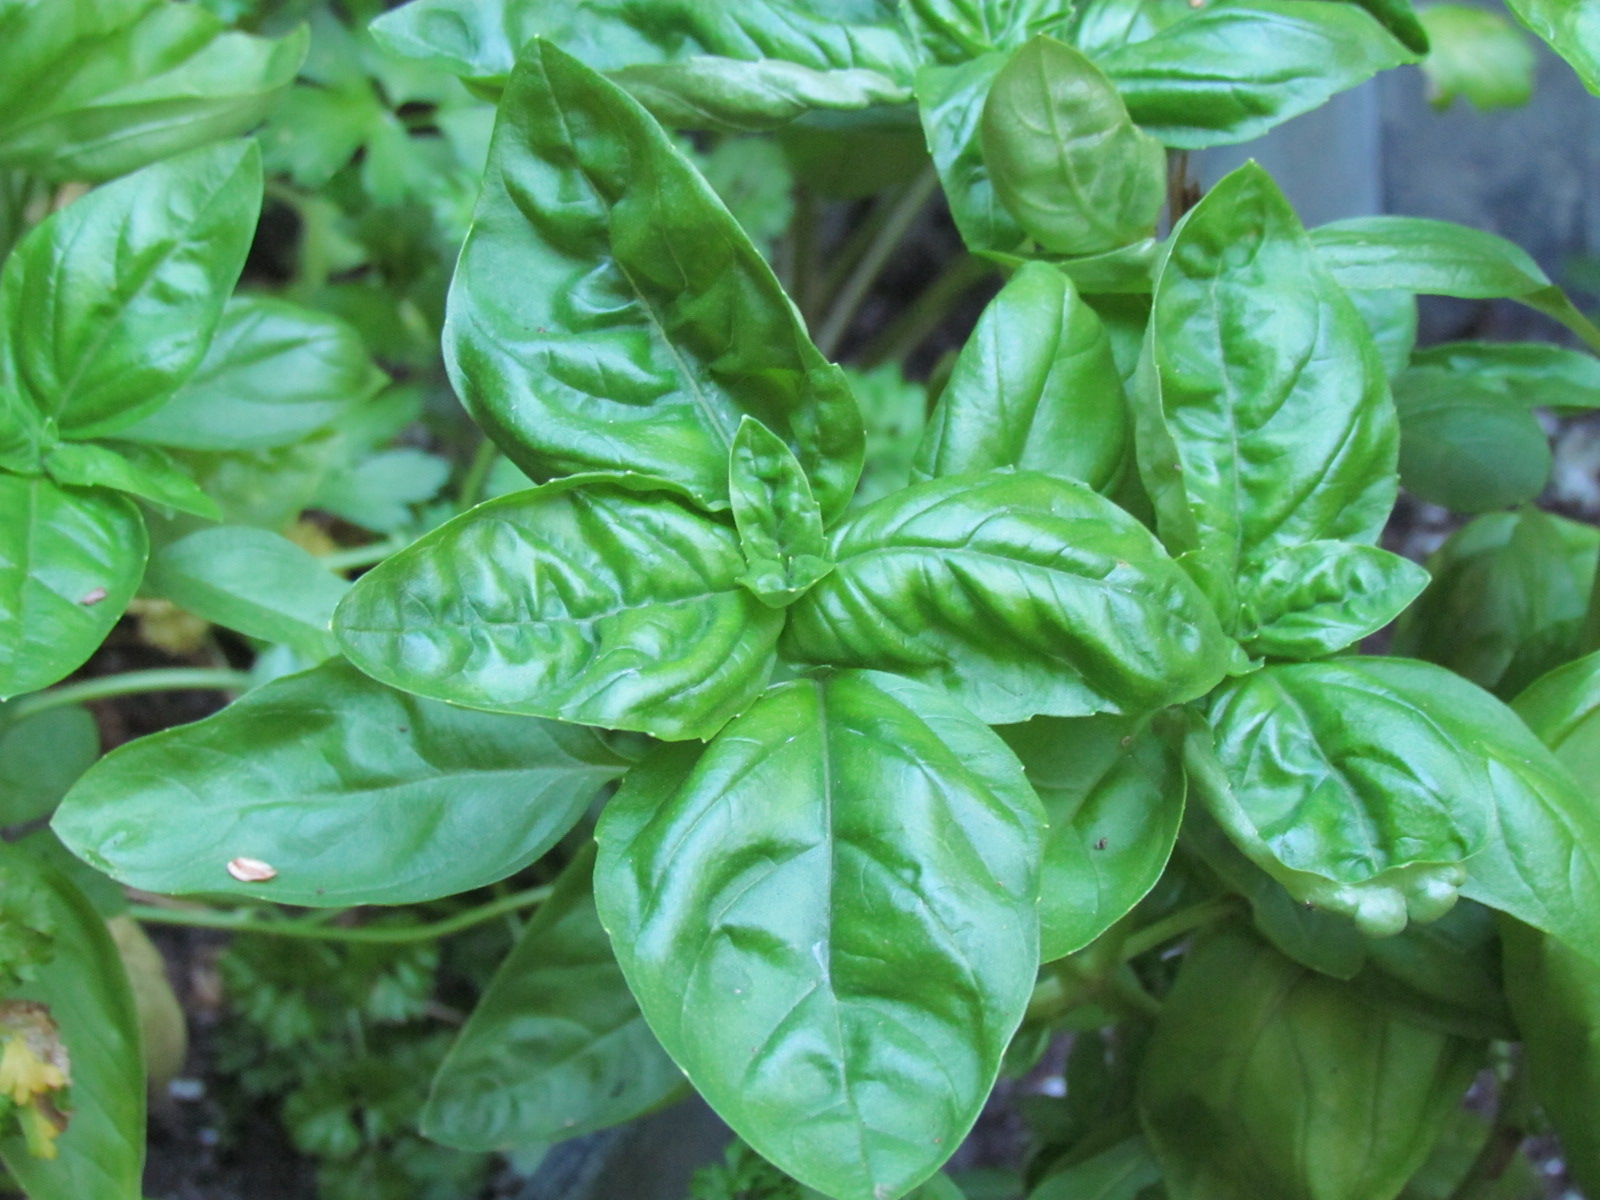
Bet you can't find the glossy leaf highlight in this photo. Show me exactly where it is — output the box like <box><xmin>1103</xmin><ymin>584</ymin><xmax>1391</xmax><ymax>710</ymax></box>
<box><xmin>52</xmin><ymin>660</ymin><xmax>632</xmax><ymax>907</ymax></box>
<box><xmin>595</xmin><ymin>671</ymin><xmax>1044</xmax><ymax>1200</ymax></box>
<box><xmin>335</xmin><ymin>477</ymin><xmax>783</xmax><ymax>741</ymax></box>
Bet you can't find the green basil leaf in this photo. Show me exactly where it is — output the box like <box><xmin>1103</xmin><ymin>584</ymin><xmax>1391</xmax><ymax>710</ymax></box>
<box><xmin>115</xmin><ymin>297</ymin><xmax>387</xmax><ymax>452</ymax></box>
<box><xmin>1501</xmin><ymin>0</ymin><xmax>1600</xmax><ymax>94</ymax></box>
<box><xmin>1351</xmin><ymin>899</ymin><xmax>1514</xmax><ymax>1040</ymax></box>
<box><xmin>1190</xmin><ymin>659</ymin><xmax>1510</xmax><ymax>937</ymax></box>
<box><xmin>0</xmin><ymin>853</ymin><xmax>144</xmax><ymax>1200</ymax></box>
<box><xmin>595</xmin><ymin>670</ymin><xmax>1044</xmax><ymax>1200</ymax></box>
<box><xmin>0</xmin><ymin>141</ymin><xmax>262</xmax><ymax>438</ymax></box>
<box><xmin>53</xmin><ymin>659</ymin><xmax>631</xmax><ymax>907</ymax></box>
<box><xmin>0</xmin><ymin>476</ymin><xmax>146</xmax><ymax>701</ymax></box>
<box><xmin>614</xmin><ymin>58</ymin><xmax>911</xmax><ymax>132</ymax></box>
<box><xmin>1031</xmin><ymin>1137</ymin><xmax>1162</xmax><ymax>1200</ymax></box>
<box><xmin>1099</xmin><ymin>0</ymin><xmax>1418</xmax><ymax>149</ymax></box>
<box><xmin>142</xmin><ymin>526</ymin><xmax>347</xmax><ymax>659</ymax></box>
<box><xmin>42</xmin><ymin>441</ymin><xmax>219</xmax><ymax>520</ymax></box>
<box><xmin>783</xmin><ymin>471</ymin><xmax>1239</xmax><ymax>725</ymax></box>
<box><xmin>0</xmin><ymin>704</ymin><xmax>98</xmax><ymax>828</ymax></box>
<box><xmin>1181</xmin><ymin>800</ymin><xmax>1370</xmax><ymax>979</ymax></box>
<box><xmin>1512</xmin><ymin>648</ymin><xmax>1600</xmax><ymax>774</ymax></box>
<box><xmin>1392</xmin><ymin>509</ymin><xmax>1597</xmax><ymax>697</ymax></box>
<box><xmin>1410</xmin><ymin>340</ymin><xmax>1600</xmax><ymax>411</ymax></box>
<box><xmin>1236</xmin><ymin>542</ymin><xmax>1430</xmax><ymax>660</ymax></box>
<box><xmin>982</xmin><ymin>36</ymin><xmax>1164</xmax><ymax>257</ymax></box>
<box><xmin>0</xmin><ymin>1</ymin><xmax>304</xmax><ymax>182</ymax></box>
<box><xmin>1420</xmin><ymin>683</ymin><xmax>1600</xmax><ymax>966</ymax></box>
<box><xmin>913</xmin><ymin>263</ymin><xmax>1127</xmax><ymax>492</ymax></box>
<box><xmin>422</xmin><ymin>845</ymin><xmax>685</xmax><ymax>1150</ymax></box>
<box><xmin>1134</xmin><ymin>162</ymin><xmax>1397</xmax><ymax>629</ymax></box>
<box><xmin>447</xmin><ymin>39</ymin><xmax>862</xmax><ymax>519</ymax></box>
<box><xmin>917</xmin><ymin>53</ymin><xmax>1028</xmax><ymax>256</ymax></box>
<box><xmin>372</xmin><ymin>0</ymin><xmax>915</xmax><ymax>95</ymax></box>
<box><xmin>1310</xmin><ymin>214</ymin><xmax>1600</xmax><ymax>353</ymax></box>
<box><xmin>729</xmin><ymin>417</ymin><xmax>833</xmax><ymax>608</ymax></box>
<box><xmin>1504</xmin><ymin>649</ymin><xmax>1600</xmax><ymax>1195</ymax></box>
<box><xmin>1499</xmin><ymin>926</ymin><xmax>1600</xmax><ymax>1195</ymax></box>
<box><xmin>1138</xmin><ymin>929</ymin><xmax>1480</xmax><ymax>1200</ymax></box>
<box><xmin>1345</xmin><ymin>287</ymin><xmax>1418</xmax><ymax>378</ymax></box>
<box><xmin>1391</xmin><ymin>366</ymin><xmax>1551</xmax><ymax>512</ymax></box>
<box><xmin>1418</xmin><ymin>5</ymin><xmax>1535</xmax><ymax>110</ymax></box>
<box><xmin>998</xmin><ymin>712</ymin><xmax>1184</xmax><ymax>962</ymax></box>
<box><xmin>900</xmin><ymin>0</ymin><xmax>1072</xmax><ymax>62</ymax></box>
<box><xmin>335</xmin><ymin>477</ymin><xmax>783</xmax><ymax>741</ymax></box>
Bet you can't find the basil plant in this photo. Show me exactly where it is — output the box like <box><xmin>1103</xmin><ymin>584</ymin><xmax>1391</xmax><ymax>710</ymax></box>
<box><xmin>14</xmin><ymin>0</ymin><xmax>1600</xmax><ymax>1197</ymax></box>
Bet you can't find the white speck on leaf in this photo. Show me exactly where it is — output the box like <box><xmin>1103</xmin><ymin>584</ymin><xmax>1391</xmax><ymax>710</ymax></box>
<box><xmin>227</xmin><ymin>857</ymin><xmax>277</xmax><ymax>883</ymax></box>
<box><xmin>79</xmin><ymin>587</ymin><xmax>108</xmax><ymax>606</ymax></box>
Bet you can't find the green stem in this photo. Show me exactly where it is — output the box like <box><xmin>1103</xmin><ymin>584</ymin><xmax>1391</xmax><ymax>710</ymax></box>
<box><xmin>1118</xmin><ymin>896</ymin><xmax>1241</xmax><ymax>964</ymax></box>
<box><xmin>319</xmin><ymin>536</ymin><xmax>410</xmax><ymax>573</ymax></box>
<box><xmin>858</xmin><ymin>254</ymin><xmax>991</xmax><ymax>371</ymax></box>
<box><xmin>128</xmin><ymin>883</ymin><xmax>553</xmax><ymax>945</ymax></box>
<box><xmin>457</xmin><ymin>435</ymin><xmax>498</xmax><ymax>510</ymax></box>
<box><xmin>7</xmin><ymin>668</ymin><xmax>253</xmax><ymax>723</ymax></box>
<box><xmin>816</xmin><ymin>165</ymin><xmax>940</xmax><ymax>359</ymax></box>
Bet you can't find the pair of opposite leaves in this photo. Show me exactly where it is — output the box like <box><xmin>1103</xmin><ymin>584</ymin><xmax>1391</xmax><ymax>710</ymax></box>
<box><xmin>54</xmin><ymin>35</ymin><xmax>1600</xmax><ymax>1200</ymax></box>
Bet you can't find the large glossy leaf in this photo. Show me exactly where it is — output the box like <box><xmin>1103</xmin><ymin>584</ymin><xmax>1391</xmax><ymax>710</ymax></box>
<box><xmin>1236</xmin><ymin>541</ymin><xmax>1429</xmax><ymax>660</ymax></box>
<box><xmin>728</xmin><ymin>417</ymin><xmax>833</xmax><ymax>608</ymax></box>
<box><xmin>1310</xmin><ymin>215</ymin><xmax>1600</xmax><ymax>354</ymax></box>
<box><xmin>0</xmin><ymin>852</ymin><xmax>144</xmax><ymax>1200</ymax></box>
<box><xmin>0</xmin><ymin>141</ymin><xmax>261</xmax><ymax>438</ymax></box>
<box><xmin>445</xmin><ymin>39</ymin><xmax>862</xmax><ymax>519</ymax></box>
<box><xmin>0</xmin><ymin>0</ymin><xmax>304</xmax><ymax>182</ymax></box>
<box><xmin>422</xmin><ymin>846</ymin><xmax>684</xmax><ymax>1150</ymax></box>
<box><xmin>1133</xmin><ymin>162</ymin><xmax>1397</xmax><ymax>628</ymax></box>
<box><xmin>117</xmin><ymin>297</ymin><xmax>386</xmax><ymax>451</ymax></box>
<box><xmin>335</xmin><ymin>477</ymin><xmax>783</xmax><ymax>741</ymax></box>
<box><xmin>142</xmin><ymin>526</ymin><xmax>350</xmax><ymax>661</ymax></box>
<box><xmin>912</xmin><ymin>262</ymin><xmax>1127</xmax><ymax>492</ymax></box>
<box><xmin>595</xmin><ymin>671</ymin><xmax>1044</xmax><ymax>1200</ymax></box>
<box><xmin>1190</xmin><ymin>659</ymin><xmax>1519</xmax><ymax>937</ymax></box>
<box><xmin>0</xmin><ymin>476</ymin><xmax>146</xmax><ymax>701</ymax></box>
<box><xmin>1098</xmin><ymin>0</ymin><xmax>1418</xmax><ymax>148</ymax></box>
<box><xmin>783</xmin><ymin>471</ymin><xmax>1239</xmax><ymax>725</ymax></box>
<box><xmin>980</xmin><ymin>36</ymin><xmax>1164</xmax><ymax>256</ymax></box>
<box><xmin>998</xmin><ymin>712</ymin><xmax>1184</xmax><ymax>962</ymax></box>
<box><xmin>1502</xmin><ymin>0</ymin><xmax>1600</xmax><ymax>93</ymax></box>
<box><xmin>52</xmin><ymin>659</ymin><xmax>632</xmax><ymax>907</ymax></box>
<box><xmin>1139</xmin><ymin>930</ymin><xmax>1480</xmax><ymax>1200</ymax></box>
<box><xmin>1391</xmin><ymin>366</ymin><xmax>1552</xmax><ymax>512</ymax></box>
<box><xmin>1392</xmin><ymin>509</ymin><xmax>1597</xmax><ymax>698</ymax></box>
<box><xmin>372</xmin><ymin>0</ymin><xmax>915</xmax><ymax>94</ymax></box>
<box><xmin>916</xmin><ymin>53</ymin><xmax>1028</xmax><ymax>256</ymax></box>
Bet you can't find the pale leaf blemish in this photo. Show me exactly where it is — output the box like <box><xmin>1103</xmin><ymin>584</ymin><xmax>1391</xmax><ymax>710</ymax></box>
<box><xmin>227</xmin><ymin>856</ymin><xmax>277</xmax><ymax>883</ymax></box>
<box><xmin>79</xmin><ymin>587</ymin><xmax>108</xmax><ymax>606</ymax></box>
